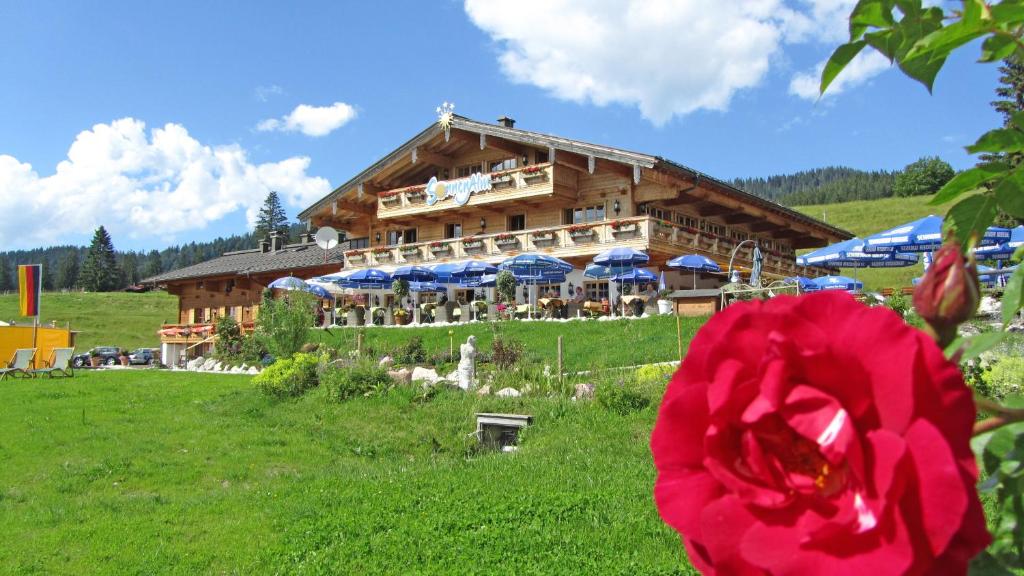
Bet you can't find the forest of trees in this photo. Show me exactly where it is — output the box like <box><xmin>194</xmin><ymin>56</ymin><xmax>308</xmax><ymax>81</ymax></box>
<box><xmin>0</xmin><ymin>222</ymin><xmax>309</xmax><ymax>293</ymax></box>
<box><xmin>731</xmin><ymin>166</ymin><xmax>900</xmax><ymax>206</ymax></box>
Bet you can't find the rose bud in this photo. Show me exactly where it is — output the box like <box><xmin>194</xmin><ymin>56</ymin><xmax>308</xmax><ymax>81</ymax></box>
<box><xmin>913</xmin><ymin>242</ymin><xmax>980</xmax><ymax>345</ymax></box>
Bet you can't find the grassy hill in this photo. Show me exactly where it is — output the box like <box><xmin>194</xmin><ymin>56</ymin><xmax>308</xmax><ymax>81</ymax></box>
<box><xmin>0</xmin><ymin>371</ymin><xmax>691</xmax><ymax>574</ymax></box>
<box><xmin>0</xmin><ymin>291</ymin><xmax>177</xmax><ymax>352</ymax></box>
<box><xmin>794</xmin><ymin>195</ymin><xmax>947</xmax><ymax>290</ymax></box>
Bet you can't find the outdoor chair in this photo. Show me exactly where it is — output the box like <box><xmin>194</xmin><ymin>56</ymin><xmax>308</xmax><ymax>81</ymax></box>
<box><xmin>900</xmin><ymin>286</ymin><xmax>915</xmax><ymax>296</ymax></box>
<box><xmin>0</xmin><ymin>348</ymin><xmax>36</xmax><ymax>381</ymax></box>
<box><xmin>565</xmin><ymin>303</ymin><xmax>580</xmax><ymax>318</ymax></box>
<box><xmin>31</xmin><ymin>347</ymin><xmax>75</xmax><ymax>378</ymax></box>
<box><xmin>460</xmin><ymin>304</ymin><xmax>472</xmax><ymax>321</ymax></box>
<box><xmin>434</xmin><ymin>303</ymin><xmax>452</xmax><ymax>323</ymax></box>
<box><xmin>382</xmin><ymin>308</ymin><xmax>394</xmax><ymax>326</ymax></box>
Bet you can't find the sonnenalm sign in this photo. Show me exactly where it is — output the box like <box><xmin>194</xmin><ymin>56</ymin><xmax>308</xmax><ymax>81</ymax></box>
<box><xmin>425</xmin><ymin>173</ymin><xmax>492</xmax><ymax>207</ymax></box>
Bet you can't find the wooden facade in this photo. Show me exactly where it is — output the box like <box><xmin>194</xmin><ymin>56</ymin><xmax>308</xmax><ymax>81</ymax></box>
<box><xmin>300</xmin><ymin>116</ymin><xmax>851</xmax><ymax>280</ymax></box>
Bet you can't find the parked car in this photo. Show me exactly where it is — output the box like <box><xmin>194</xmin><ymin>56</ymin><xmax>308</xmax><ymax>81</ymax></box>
<box><xmin>128</xmin><ymin>348</ymin><xmax>159</xmax><ymax>365</ymax></box>
<box><xmin>72</xmin><ymin>347</ymin><xmax>122</xmax><ymax>368</ymax></box>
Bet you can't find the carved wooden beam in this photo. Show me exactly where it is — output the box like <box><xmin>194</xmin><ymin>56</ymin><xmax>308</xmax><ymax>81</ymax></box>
<box><xmin>721</xmin><ymin>212</ymin><xmax>760</xmax><ymax>225</ymax></box>
<box><xmin>694</xmin><ymin>202</ymin><xmax>734</xmax><ymax>217</ymax></box>
<box><xmin>411</xmin><ymin>148</ymin><xmax>452</xmax><ymax>167</ymax></box>
<box><xmin>336</xmin><ymin>200</ymin><xmax>376</xmax><ymax>216</ymax></box>
<box><xmin>748</xmin><ymin>221</ymin><xmax>787</xmax><ymax>233</ymax></box>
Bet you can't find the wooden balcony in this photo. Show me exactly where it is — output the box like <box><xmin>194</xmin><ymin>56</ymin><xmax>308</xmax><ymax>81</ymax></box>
<box><xmin>343</xmin><ymin>217</ymin><xmax>825</xmax><ymax>278</ymax></box>
<box><xmin>157</xmin><ymin>322</ymin><xmax>255</xmax><ymax>344</ymax></box>
<box><xmin>375</xmin><ymin>163</ymin><xmax>574</xmax><ymax>220</ymax></box>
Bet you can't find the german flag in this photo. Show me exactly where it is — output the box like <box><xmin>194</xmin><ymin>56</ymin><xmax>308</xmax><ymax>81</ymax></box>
<box><xmin>18</xmin><ymin>264</ymin><xmax>41</xmax><ymax>317</ymax></box>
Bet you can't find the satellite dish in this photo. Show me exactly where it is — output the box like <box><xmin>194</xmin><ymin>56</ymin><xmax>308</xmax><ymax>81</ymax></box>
<box><xmin>314</xmin><ymin>227</ymin><xmax>339</xmax><ymax>250</ymax></box>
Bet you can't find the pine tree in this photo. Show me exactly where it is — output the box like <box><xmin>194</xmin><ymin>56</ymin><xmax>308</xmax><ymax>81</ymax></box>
<box><xmin>79</xmin><ymin>226</ymin><xmax>122</xmax><ymax>292</ymax></box>
<box><xmin>120</xmin><ymin>252</ymin><xmax>139</xmax><ymax>286</ymax></box>
<box><xmin>143</xmin><ymin>250</ymin><xmax>163</xmax><ymax>279</ymax></box>
<box><xmin>41</xmin><ymin>257</ymin><xmax>55</xmax><ymax>291</ymax></box>
<box><xmin>0</xmin><ymin>256</ymin><xmax>11</xmax><ymax>293</ymax></box>
<box><xmin>56</xmin><ymin>252</ymin><xmax>79</xmax><ymax>290</ymax></box>
<box><xmin>254</xmin><ymin>191</ymin><xmax>290</xmax><ymax>242</ymax></box>
<box><xmin>983</xmin><ymin>58</ymin><xmax>1024</xmax><ymax>226</ymax></box>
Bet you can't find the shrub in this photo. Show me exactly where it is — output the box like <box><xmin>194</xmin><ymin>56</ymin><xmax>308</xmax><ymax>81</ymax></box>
<box><xmin>254</xmin><ymin>352</ymin><xmax>321</xmax><ymax>399</ymax></box>
<box><xmin>883</xmin><ymin>293</ymin><xmax>909</xmax><ymax>318</ymax></box>
<box><xmin>392</xmin><ymin>336</ymin><xmax>427</xmax><ymax>365</ymax></box>
<box><xmin>213</xmin><ymin>316</ymin><xmax>242</xmax><ymax>358</ymax></box>
<box><xmin>982</xmin><ymin>356</ymin><xmax>1024</xmax><ymax>400</ymax></box>
<box><xmin>491</xmin><ymin>331</ymin><xmax>525</xmax><ymax>370</ymax></box>
<box><xmin>321</xmin><ymin>361</ymin><xmax>394</xmax><ymax>401</ymax></box>
<box><xmin>597</xmin><ymin>382</ymin><xmax>651</xmax><ymax>415</ymax></box>
<box><xmin>496</xmin><ymin>270</ymin><xmax>516</xmax><ymax>304</ymax></box>
<box><xmin>392</xmin><ymin>278</ymin><xmax>409</xmax><ymax>301</ymax></box>
<box><xmin>255</xmin><ymin>291</ymin><xmax>316</xmax><ymax>359</ymax></box>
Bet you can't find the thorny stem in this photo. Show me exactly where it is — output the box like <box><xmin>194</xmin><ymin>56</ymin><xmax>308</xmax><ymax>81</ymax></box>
<box><xmin>973</xmin><ymin>397</ymin><xmax>1024</xmax><ymax>436</ymax></box>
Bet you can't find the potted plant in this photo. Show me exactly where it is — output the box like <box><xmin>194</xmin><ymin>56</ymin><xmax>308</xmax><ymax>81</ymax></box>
<box><xmin>531</xmin><ymin>230</ymin><xmax>556</xmax><ymax>242</ymax></box>
<box><xmin>521</xmin><ymin>164</ymin><xmax>547</xmax><ymax>181</ymax></box>
<box><xmin>656</xmin><ymin>289</ymin><xmax>674</xmax><ymax>315</ymax></box>
<box><xmin>491</xmin><ymin>172</ymin><xmax>514</xmax><ymax>187</ymax></box>
<box><xmin>495</xmin><ymin>233</ymin><xmax>518</xmax><ymax>247</ymax></box>
<box><xmin>400</xmin><ymin>245</ymin><xmax>421</xmax><ymax>258</ymax></box>
<box><xmin>393</xmin><ymin>308</ymin><xmax>409</xmax><ymax>325</ymax></box>
<box><xmin>405</xmin><ymin>186</ymin><xmax>426</xmax><ymax>201</ymax></box>
<box><xmin>345</xmin><ymin>250</ymin><xmax>366</xmax><ymax>263</ymax></box>
<box><xmin>568</xmin><ymin>224</ymin><xmax>594</xmax><ymax>240</ymax></box>
<box><xmin>118</xmin><ymin>348</ymin><xmax>131</xmax><ymax>367</ymax></box>
<box><xmin>89</xmin><ymin>349</ymin><xmax>103</xmax><ymax>367</ymax></box>
<box><xmin>372</xmin><ymin>247</ymin><xmax>393</xmax><ymax>260</ymax></box>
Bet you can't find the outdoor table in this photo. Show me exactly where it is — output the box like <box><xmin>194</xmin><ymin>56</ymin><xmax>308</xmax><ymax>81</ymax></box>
<box><xmin>538</xmin><ymin>298</ymin><xmax>564</xmax><ymax>318</ymax></box>
<box><xmin>621</xmin><ymin>295</ymin><xmax>648</xmax><ymax>305</ymax></box>
<box><xmin>583</xmin><ymin>301</ymin><xmax>605</xmax><ymax>314</ymax></box>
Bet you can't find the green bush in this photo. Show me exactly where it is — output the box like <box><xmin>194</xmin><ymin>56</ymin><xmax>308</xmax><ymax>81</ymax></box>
<box><xmin>982</xmin><ymin>356</ymin><xmax>1024</xmax><ymax>400</ymax></box>
<box><xmin>597</xmin><ymin>382</ymin><xmax>651</xmax><ymax>415</ymax></box>
<box><xmin>254</xmin><ymin>352</ymin><xmax>321</xmax><ymax>399</ymax></box>
<box><xmin>392</xmin><ymin>336</ymin><xmax>426</xmax><ymax>365</ymax></box>
<box><xmin>321</xmin><ymin>361</ymin><xmax>393</xmax><ymax>401</ymax></box>
<box><xmin>213</xmin><ymin>316</ymin><xmax>243</xmax><ymax>358</ymax></box>
<box><xmin>255</xmin><ymin>291</ymin><xmax>316</xmax><ymax>359</ymax></box>
<box><xmin>883</xmin><ymin>293</ymin><xmax>909</xmax><ymax>318</ymax></box>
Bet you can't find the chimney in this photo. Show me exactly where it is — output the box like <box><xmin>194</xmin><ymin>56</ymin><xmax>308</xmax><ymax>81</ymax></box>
<box><xmin>497</xmin><ymin>116</ymin><xmax>515</xmax><ymax>128</ymax></box>
<box><xmin>302</xmin><ymin>231</ymin><xmax>316</xmax><ymax>244</ymax></box>
<box><xmin>269</xmin><ymin>231</ymin><xmax>285</xmax><ymax>252</ymax></box>
<box><xmin>259</xmin><ymin>238</ymin><xmax>271</xmax><ymax>253</ymax></box>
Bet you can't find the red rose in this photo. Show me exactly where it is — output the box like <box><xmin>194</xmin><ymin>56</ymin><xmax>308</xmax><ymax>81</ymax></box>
<box><xmin>651</xmin><ymin>292</ymin><xmax>989</xmax><ymax>575</ymax></box>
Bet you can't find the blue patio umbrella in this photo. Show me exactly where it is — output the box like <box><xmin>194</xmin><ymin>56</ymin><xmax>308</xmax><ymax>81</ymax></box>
<box><xmin>668</xmin><ymin>254</ymin><xmax>721</xmax><ymax>288</ymax></box>
<box><xmin>338</xmin><ymin>268</ymin><xmax>392</xmax><ymax>289</ymax></box>
<box><xmin>409</xmin><ymin>281</ymin><xmax>446</xmax><ymax>293</ymax></box>
<box><xmin>593</xmin><ymin>247</ymin><xmax>649</xmax><ymax>267</ymax></box>
<box><xmin>974</xmin><ymin>225</ymin><xmax>1024</xmax><ymax>260</ymax></box>
<box><xmin>583</xmin><ymin>262</ymin><xmax>632</xmax><ymax>279</ymax></box>
<box><xmin>519</xmin><ymin>273</ymin><xmax>567</xmax><ymax>285</ymax></box>
<box><xmin>392</xmin><ymin>265</ymin><xmax>437</xmax><ymax>282</ymax></box>
<box><xmin>784</xmin><ymin>276</ymin><xmax>817</xmax><ymax>292</ymax></box>
<box><xmin>862</xmin><ymin>215</ymin><xmax>1009</xmax><ymax>253</ymax></box>
<box><xmin>612</xmin><ymin>268</ymin><xmax>658</xmax><ymax>284</ymax></box>
<box><xmin>429</xmin><ymin>263</ymin><xmax>461</xmax><ymax>284</ymax></box>
<box><xmin>797</xmin><ymin>238</ymin><xmax>920</xmax><ymax>268</ymax></box>
<box><xmin>458</xmin><ymin>274</ymin><xmax>498</xmax><ymax>288</ymax></box>
<box><xmin>449</xmin><ymin>260</ymin><xmax>499</xmax><ymax>279</ymax></box>
<box><xmin>305</xmin><ymin>284</ymin><xmax>335</xmax><ymax>300</ymax></box>
<box><xmin>812</xmin><ymin>275</ymin><xmax>863</xmax><ymax>292</ymax></box>
<box><xmin>268</xmin><ymin>276</ymin><xmax>309</xmax><ymax>291</ymax></box>
<box><xmin>500</xmin><ymin>253</ymin><xmax>574</xmax><ymax>273</ymax></box>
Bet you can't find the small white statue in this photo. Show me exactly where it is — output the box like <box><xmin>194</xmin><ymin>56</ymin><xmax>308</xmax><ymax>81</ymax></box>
<box><xmin>457</xmin><ymin>335</ymin><xmax>478</xmax><ymax>390</ymax></box>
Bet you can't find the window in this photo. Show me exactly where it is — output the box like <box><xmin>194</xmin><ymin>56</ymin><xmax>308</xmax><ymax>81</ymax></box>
<box><xmin>489</xmin><ymin>157</ymin><xmax>518</xmax><ymax>172</ymax></box>
<box><xmin>348</xmin><ymin>237</ymin><xmax>369</xmax><ymax>249</ymax></box>
<box><xmin>562</xmin><ymin>203</ymin><xmax>606</xmax><ymax>224</ymax></box>
<box><xmin>444</xmin><ymin>222</ymin><xmax>462</xmax><ymax>239</ymax></box>
<box><xmin>585</xmin><ymin>281</ymin><xmax>609</xmax><ymax>301</ymax></box>
<box><xmin>386</xmin><ymin>228</ymin><xmax>417</xmax><ymax>245</ymax></box>
<box><xmin>507</xmin><ymin>214</ymin><xmax>526</xmax><ymax>231</ymax></box>
<box><xmin>456</xmin><ymin>164</ymin><xmax>482</xmax><ymax>178</ymax></box>
<box><xmin>535</xmin><ymin>149</ymin><xmax>549</xmax><ymax>164</ymax></box>
<box><xmin>537</xmin><ymin>284</ymin><xmax>562</xmax><ymax>297</ymax></box>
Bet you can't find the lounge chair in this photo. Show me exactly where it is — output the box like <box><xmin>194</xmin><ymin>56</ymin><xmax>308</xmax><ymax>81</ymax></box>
<box><xmin>0</xmin><ymin>348</ymin><xmax>37</xmax><ymax>380</ymax></box>
<box><xmin>31</xmin><ymin>347</ymin><xmax>75</xmax><ymax>378</ymax></box>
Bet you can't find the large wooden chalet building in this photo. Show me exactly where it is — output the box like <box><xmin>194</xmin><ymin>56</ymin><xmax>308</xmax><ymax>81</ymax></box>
<box><xmin>147</xmin><ymin>112</ymin><xmax>850</xmax><ymax>364</ymax></box>
<box><xmin>301</xmin><ymin>114</ymin><xmax>849</xmax><ymax>293</ymax></box>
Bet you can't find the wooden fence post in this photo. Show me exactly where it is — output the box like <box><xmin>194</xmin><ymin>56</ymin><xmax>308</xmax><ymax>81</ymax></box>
<box><xmin>676</xmin><ymin>314</ymin><xmax>683</xmax><ymax>362</ymax></box>
<box><xmin>557</xmin><ymin>335</ymin><xmax>563</xmax><ymax>385</ymax></box>
<box><xmin>357</xmin><ymin>332</ymin><xmax>363</xmax><ymax>357</ymax></box>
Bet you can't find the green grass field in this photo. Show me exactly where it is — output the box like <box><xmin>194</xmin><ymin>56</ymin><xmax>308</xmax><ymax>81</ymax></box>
<box><xmin>794</xmin><ymin>195</ymin><xmax>951</xmax><ymax>290</ymax></box>
<box><xmin>0</xmin><ymin>370</ymin><xmax>692</xmax><ymax>575</ymax></box>
<box><xmin>0</xmin><ymin>291</ymin><xmax>177</xmax><ymax>352</ymax></box>
<box><xmin>314</xmin><ymin>314</ymin><xmax>706</xmax><ymax>373</ymax></box>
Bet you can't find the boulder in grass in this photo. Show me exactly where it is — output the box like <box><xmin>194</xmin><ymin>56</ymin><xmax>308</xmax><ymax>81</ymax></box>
<box><xmin>247</xmin><ymin>366</ymin><xmax>260</xmax><ymax>375</ymax></box>
<box><xmin>411</xmin><ymin>366</ymin><xmax>440</xmax><ymax>384</ymax></box>
<box><xmin>574</xmin><ymin>383</ymin><xmax>596</xmax><ymax>400</ymax></box>
<box><xmin>379</xmin><ymin>355</ymin><xmax>394</xmax><ymax>368</ymax></box>
<box><xmin>496</xmin><ymin>387</ymin><xmax>521</xmax><ymax>398</ymax></box>
<box><xmin>388</xmin><ymin>368</ymin><xmax>412</xmax><ymax>384</ymax></box>
<box><xmin>230</xmin><ymin>366</ymin><xmax>242</xmax><ymax>374</ymax></box>
<box><xmin>476</xmin><ymin>385</ymin><xmax>491</xmax><ymax>396</ymax></box>
<box><xmin>187</xmin><ymin>357</ymin><xmax>204</xmax><ymax>371</ymax></box>
<box><xmin>202</xmin><ymin>358</ymin><xmax>218</xmax><ymax>371</ymax></box>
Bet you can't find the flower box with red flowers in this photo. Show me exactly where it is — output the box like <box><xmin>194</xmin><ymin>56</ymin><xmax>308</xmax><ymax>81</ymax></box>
<box><xmin>461</xmin><ymin>237</ymin><xmax>484</xmax><ymax>250</ymax></box>
<box><xmin>521</xmin><ymin>164</ymin><xmax>548</xmax><ymax>180</ymax></box>
<box><xmin>653</xmin><ymin>222</ymin><xmax>674</xmax><ymax>238</ymax></box>
<box><xmin>531</xmin><ymin>230</ymin><xmax>556</xmax><ymax>242</ymax></box>
<box><xmin>568</xmin><ymin>224</ymin><xmax>595</xmax><ymax>239</ymax></box>
<box><xmin>345</xmin><ymin>250</ymin><xmax>366</xmax><ymax>261</ymax></box>
<box><xmin>379</xmin><ymin>191</ymin><xmax>401</xmax><ymax>205</ymax></box>
<box><xmin>371</xmin><ymin>247</ymin><xmax>393</xmax><ymax>259</ymax></box>
<box><xmin>610</xmin><ymin>220</ymin><xmax>637</xmax><ymax>234</ymax></box>
<box><xmin>429</xmin><ymin>242</ymin><xmax>451</xmax><ymax>254</ymax></box>
<box><xmin>490</xmin><ymin>172</ymin><xmax>514</xmax><ymax>187</ymax></box>
<box><xmin>494</xmin><ymin>233</ymin><xmax>519</xmax><ymax>247</ymax></box>
<box><xmin>399</xmin><ymin>245</ymin><xmax>421</xmax><ymax>256</ymax></box>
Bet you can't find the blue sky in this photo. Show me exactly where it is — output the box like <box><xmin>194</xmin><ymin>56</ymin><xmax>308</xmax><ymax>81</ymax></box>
<box><xmin>0</xmin><ymin>0</ymin><xmax>1000</xmax><ymax>251</ymax></box>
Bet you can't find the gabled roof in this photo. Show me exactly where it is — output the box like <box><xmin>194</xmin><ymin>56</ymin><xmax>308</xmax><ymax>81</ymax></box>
<box><xmin>142</xmin><ymin>241</ymin><xmax>348</xmax><ymax>285</ymax></box>
<box><xmin>296</xmin><ymin>115</ymin><xmax>852</xmax><ymax>241</ymax></box>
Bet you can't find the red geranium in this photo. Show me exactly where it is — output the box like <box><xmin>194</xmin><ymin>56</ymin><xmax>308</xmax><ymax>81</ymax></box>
<box><xmin>651</xmin><ymin>292</ymin><xmax>989</xmax><ymax>575</ymax></box>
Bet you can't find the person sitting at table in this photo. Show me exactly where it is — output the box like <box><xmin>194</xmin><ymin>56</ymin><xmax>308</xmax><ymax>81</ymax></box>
<box><xmin>438</xmin><ymin>293</ymin><xmax>449</xmax><ymax>305</ymax></box>
<box><xmin>572</xmin><ymin>286</ymin><xmax>585</xmax><ymax>303</ymax></box>
<box><xmin>644</xmin><ymin>283</ymin><xmax>658</xmax><ymax>300</ymax></box>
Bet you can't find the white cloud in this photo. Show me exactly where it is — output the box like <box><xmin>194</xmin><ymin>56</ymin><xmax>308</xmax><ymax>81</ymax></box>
<box><xmin>463</xmin><ymin>0</ymin><xmax>887</xmax><ymax>123</ymax></box>
<box><xmin>0</xmin><ymin>118</ymin><xmax>331</xmax><ymax>250</ymax></box>
<box><xmin>257</xmin><ymin>102</ymin><xmax>357</xmax><ymax>137</ymax></box>
<box><xmin>254</xmin><ymin>84</ymin><xmax>284</xmax><ymax>102</ymax></box>
<box><xmin>789</xmin><ymin>50</ymin><xmax>890</xmax><ymax>100</ymax></box>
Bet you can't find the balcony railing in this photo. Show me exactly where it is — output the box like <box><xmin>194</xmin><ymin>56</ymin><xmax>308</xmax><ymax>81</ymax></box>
<box><xmin>157</xmin><ymin>321</ymin><xmax>255</xmax><ymax>342</ymax></box>
<box><xmin>343</xmin><ymin>216</ymin><xmax>820</xmax><ymax>277</ymax></box>
<box><xmin>375</xmin><ymin>163</ymin><xmax>557</xmax><ymax>217</ymax></box>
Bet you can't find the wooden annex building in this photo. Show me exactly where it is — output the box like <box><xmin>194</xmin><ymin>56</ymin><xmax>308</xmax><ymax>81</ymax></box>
<box><xmin>298</xmin><ymin>113</ymin><xmax>851</xmax><ymax>303</ymax></box>
<box><xmin>143</xmin><ymin>231</ymin><xmax>346</xmax><ymax>365</ymax></box>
